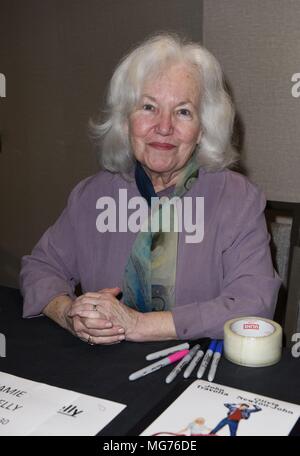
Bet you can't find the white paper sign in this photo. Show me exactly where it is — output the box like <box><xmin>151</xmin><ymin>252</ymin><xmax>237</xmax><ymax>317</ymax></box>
<box><xmin>141</xmin><ymin>380</ymin><xmax>300</xmax><ymax>436</ymax></box>
<box><xmin>0</xmin><ymin>372</ymin><xmax>126</xmax><ymax>436</ymax></box>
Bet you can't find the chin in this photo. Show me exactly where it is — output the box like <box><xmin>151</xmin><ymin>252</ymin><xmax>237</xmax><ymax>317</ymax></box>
<box><xmin>148</xmin><ymin>165</ymin><xmax>174</xmax><ymax>175</ymax></box>
<box><xmin>145</xmin><ymin>159</ymin><xmax>175</xmax><ymax>174</ymax></box>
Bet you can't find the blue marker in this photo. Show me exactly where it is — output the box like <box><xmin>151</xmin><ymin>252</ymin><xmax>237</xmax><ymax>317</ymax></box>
<box><xmin>197</xmin><ymin>339</ymin><xmax>217</xmax><ymax>379</ymax></box>
<box><xmin>207</xmin><ymin>340</ymin><xmax>223</xmax><ymax>382</ymax></box>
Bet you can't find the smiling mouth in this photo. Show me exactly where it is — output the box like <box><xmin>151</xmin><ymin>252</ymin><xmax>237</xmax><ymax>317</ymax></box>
<box><xmin>148</xmin><ymin>142</ymin><xmax>176</xmax><ymax>150</ymax></box>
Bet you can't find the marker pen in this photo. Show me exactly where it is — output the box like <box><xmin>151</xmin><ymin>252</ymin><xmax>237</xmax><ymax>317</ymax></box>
<box><xmin>197</xmin><ymin>339</ymin><xmax>217</xmax><ymax>379</ymax></box>
<box><xmin>183</xmin><ymin>347</ymin><xmax>205</xmax><ymax>378</ymax></box>
<box><xmin>207</xmin><ymin>340</ymin><xmax>223</xmax><ymax>382</ymax></box>
<box><xmin>146</xmin><ymin>343</ymin><xmax>190</xmax><ymax>361</ymax></box>
<box><xmin>165</xmin><ymin>344</ymin><xmax>200</xmax><ymax>384</ymax></box>
<box><xmin>129</xmin><ymin>349</ymin><xmax>189</xmax><ymax>381</ymax></box>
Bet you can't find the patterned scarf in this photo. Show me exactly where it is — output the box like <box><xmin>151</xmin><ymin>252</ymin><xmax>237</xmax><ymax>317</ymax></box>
<box><xmin>122</xmin><ymin>155</ymin><xmax>199</xmax><ymax>312</ymax></box>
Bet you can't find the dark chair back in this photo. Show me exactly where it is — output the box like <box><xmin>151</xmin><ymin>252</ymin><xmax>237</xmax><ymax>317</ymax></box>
<box><xmin>266</xmin><ymin>201</ymin><xmax>300</xmax><ymax>345</ymax></box>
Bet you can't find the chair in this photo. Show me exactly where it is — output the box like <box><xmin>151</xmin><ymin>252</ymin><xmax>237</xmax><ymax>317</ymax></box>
<box><xmin>284</xmin><ymin>246</ymin><xmax>300</xmax><ymax>346</ymax></box>
<box><xmin>265</xmin><ymin>201</ymin><xmax>300</xmax><ymax>345</ymax></box>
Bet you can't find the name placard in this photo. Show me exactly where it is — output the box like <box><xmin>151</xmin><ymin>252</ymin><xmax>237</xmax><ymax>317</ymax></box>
<box><xmin>0</xmin><ymin>372</ymin><xmax>126</xmax><ymax>436</ymax></box>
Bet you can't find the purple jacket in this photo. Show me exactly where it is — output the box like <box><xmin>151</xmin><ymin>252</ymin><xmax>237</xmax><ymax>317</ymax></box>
<box><xmin>20</xmin><ymin>168</ymin><xmax>281</xmax><ymax>339</ymax></box>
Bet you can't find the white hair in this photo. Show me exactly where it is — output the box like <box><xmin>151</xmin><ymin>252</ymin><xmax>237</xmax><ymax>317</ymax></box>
<box><xmin>90</xmin><ymin>33</ymin><xmax>237</xmax><ymax>177</ymax></box>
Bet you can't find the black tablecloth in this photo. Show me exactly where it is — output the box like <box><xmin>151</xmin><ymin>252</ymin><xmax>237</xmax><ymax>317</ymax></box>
<box><xmin>0</xmin><ymin>286</ymin><xmax>299</xmax><ymax>436</ymax></box>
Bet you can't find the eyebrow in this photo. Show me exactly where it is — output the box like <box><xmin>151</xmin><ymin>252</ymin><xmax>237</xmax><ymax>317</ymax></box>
<box><xmin>142</xmin><ymin>94</ymin><xmax>196</xmax><ymax>107</ymax></box>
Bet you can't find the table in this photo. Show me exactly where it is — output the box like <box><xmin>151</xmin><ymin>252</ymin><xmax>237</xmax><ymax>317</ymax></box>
<box><xmin>0</xmin><ymin>286</ymin><xmax>299</xmax><ymax>436</ymax></box>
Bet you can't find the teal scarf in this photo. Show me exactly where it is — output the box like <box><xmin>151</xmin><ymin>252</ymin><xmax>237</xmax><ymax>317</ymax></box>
<box><xmin>122</xmin><ymin>155</ymin><xmax>199</xmax><ymax>312</ymax></box>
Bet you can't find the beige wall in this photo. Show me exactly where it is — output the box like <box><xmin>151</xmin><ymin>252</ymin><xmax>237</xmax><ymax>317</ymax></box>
<box><xmin>203</xmin><ymin>0</ymin><xmax>300</xmax><ymax>203</ymax></box>
<box><xmin>0</xmin><ymin>0</ymin><xmax>203</xmax><ymax>287</ymax></box>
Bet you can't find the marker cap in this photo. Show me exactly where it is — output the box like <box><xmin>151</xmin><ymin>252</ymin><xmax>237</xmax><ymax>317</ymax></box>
<box><xmin>168</xmin><ymin>349</ymin><xmax>189</xmax><ymax>363</ymax></box>
<box><xmin>208</xmin><ymin>339</ymin><xmax>218</xmax><ymax>351</ymax></box>
<box><xmin>215</xmin><ymin>340</ymin><xmax>224</xmax><ymax>354</ymax></box>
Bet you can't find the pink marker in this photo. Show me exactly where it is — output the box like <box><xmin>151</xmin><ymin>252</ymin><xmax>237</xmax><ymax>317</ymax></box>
<box><xmin>129</xmin><ymin>349</ymin><xmax>189</xmax><ymax>381</ymax></box>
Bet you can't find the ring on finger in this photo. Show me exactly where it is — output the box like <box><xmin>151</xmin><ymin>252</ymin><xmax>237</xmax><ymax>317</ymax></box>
<box><xmin>88</xmin><ymin>335</ymin><xmax>95</xmax><ymax>346</ymax></box>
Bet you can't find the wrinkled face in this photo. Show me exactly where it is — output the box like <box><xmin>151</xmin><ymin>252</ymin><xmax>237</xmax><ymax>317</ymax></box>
<box><xmin>128</xmin><ymin>63</ymin><xmax>202</xmax><ymax>178</ymax></box>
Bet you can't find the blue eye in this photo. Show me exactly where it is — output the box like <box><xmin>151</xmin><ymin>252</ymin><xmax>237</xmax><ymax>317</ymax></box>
<box><xmin>143</xmin><ymin>104</ymin><xmax>155</xmax><ymax>111</ymax></box>
<box><xmin>178</xmin><ymin>108</ymin><xmax>191</xmax><ymax>117</ymax></box>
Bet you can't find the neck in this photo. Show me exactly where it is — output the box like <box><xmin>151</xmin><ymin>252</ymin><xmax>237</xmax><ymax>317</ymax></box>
<box><xmin>143</xmin><ymin>168</ymin><xmax>181</xmax><ymax>193</ymax></box>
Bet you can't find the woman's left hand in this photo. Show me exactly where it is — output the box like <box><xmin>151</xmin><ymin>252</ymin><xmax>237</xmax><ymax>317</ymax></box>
<box><xmin>68</xmin><ymin>287</ymin><xmax>140</xmax><ymax>339</ymax></box>
<box><xmin>69</xmin><ymin>286</ymin><xmax>177</xmax><ymax>342</ymax></box>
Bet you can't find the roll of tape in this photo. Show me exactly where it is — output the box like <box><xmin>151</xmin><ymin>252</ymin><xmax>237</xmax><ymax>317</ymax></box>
<box><xmin>224</xmin><ymin>316</ymin><xmax>282</xmax><ymax>367</ymax></box>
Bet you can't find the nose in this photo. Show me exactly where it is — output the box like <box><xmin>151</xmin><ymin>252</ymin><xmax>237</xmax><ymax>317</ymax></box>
<box><xmin>155</xmin><ymin>110</ymin><xmax>173</xmax><ymax>136</ymax></box>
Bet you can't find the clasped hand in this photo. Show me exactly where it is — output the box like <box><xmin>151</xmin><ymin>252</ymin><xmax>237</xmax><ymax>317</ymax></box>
<box><xmin>67</xmin><ymin>287</ymin><xmax>139</xmax><ymax>345</ymax></box>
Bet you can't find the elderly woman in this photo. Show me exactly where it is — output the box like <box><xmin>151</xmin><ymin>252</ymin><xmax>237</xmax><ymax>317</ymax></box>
<box><xmin>20</xmin><ymin>33</ymin><xmax>281</xmax><ymax>345</ymax></box>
